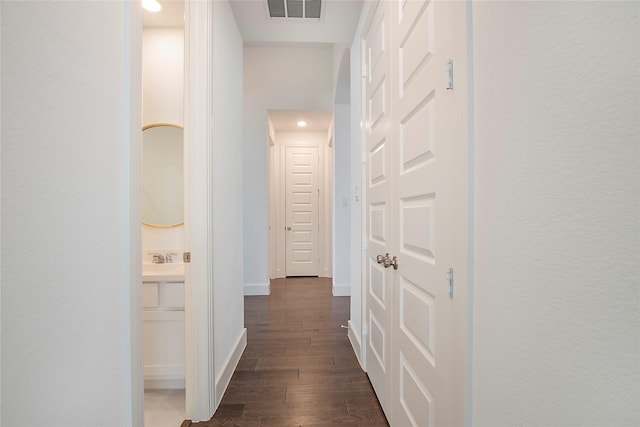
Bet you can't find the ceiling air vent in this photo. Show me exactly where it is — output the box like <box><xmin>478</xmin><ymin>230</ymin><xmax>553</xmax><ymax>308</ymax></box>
<box><xmin>267</xmin><ymin>0</ymin><xmax>322</xmax><ymax>19</ymax></box>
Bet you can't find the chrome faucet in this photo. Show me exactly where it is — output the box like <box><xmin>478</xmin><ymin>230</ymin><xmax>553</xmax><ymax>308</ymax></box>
<box><xmin>165</xmin><ymin>253</ymin><xmax>173</xmax><ymax>263</ymax></box>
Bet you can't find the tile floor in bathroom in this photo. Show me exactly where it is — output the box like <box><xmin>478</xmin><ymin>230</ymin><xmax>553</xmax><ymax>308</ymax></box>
<box><xmin>144</xmin><ymin>388</ymin><xmax>185</xmax><ymax>427</ymax></box>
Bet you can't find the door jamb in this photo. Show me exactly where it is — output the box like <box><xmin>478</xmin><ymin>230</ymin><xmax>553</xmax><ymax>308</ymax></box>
<box><xmin>183</xmin><ymin>0</ymin><xmax>216</xmax><ymax>420</ymax></box>
<box><xmin>127</xmin><ymin>0</ymin><xmax>144</xmax><ymax>424</ymax></box>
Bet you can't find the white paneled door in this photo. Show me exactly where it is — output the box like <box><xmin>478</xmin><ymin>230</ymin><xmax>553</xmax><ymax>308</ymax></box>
<box><xmin>363</xmin><ymin>0</ymin><xmax>394</xmax><ymax>413</ymax></box>
<box><xmin>364</xmin><ymin>0</ymin><xmax>469</xmax><ymax>425</ymax></box>
<box><xmin>285</xmin><ymin>146</ymin><xmax>320</xmax><ymax>276</ymax></box>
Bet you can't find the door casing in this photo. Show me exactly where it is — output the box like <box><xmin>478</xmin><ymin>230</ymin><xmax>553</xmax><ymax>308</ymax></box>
<box><xmin>269</xmin><ymin>128</ymin><xmax>333</xmax><ymax>280</ymax></box>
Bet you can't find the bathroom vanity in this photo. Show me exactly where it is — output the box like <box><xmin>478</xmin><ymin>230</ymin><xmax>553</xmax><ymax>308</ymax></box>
<box><xmin>142</xmin><ymin>263</ymin><xmax>185</xmax><ymax>389</ymax></box>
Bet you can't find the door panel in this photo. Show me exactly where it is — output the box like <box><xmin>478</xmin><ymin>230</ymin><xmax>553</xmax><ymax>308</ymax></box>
<box><xmin>364</xmin><ymin>0</ymin><xmax>393</xmax><ymax>416</ymax></box>
<box><xmin>285</xmin><ymin>146</ymin><xmax>319</xmax><ymax>276</ymax></box>
<box><xmin>391</xmin><ymin>1</ymin><xmax>468</xmax><ymax>426</ymax></box>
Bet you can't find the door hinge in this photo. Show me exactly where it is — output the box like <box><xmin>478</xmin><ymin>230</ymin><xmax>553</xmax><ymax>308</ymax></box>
<box><xmin>446</xmin><ymin>59</ymin><xmax>454</xmax><ymax>90</ymax></box>
<box><xmin>362</xmin><ymin>63</ymin><xmax>368</xmax><ymax>79</ymax></box>
<box><xmin>362</xmin><ymin>322</ymin><xmax>368</xmax><ymax>337</ymax></box>
<box><xmin>447</xmin><ymin>267</ymin><xmax>453</xmax><ymax>298</ymax></box>
<box><xmin>183</xmin><ymin>252</ymin><xmax>191</xmax><ymax>263</ymax></box>
<box><xmin>361</xmin><ymin>152</ymin><xmax>367</xmax><ymax>164</ymax></box>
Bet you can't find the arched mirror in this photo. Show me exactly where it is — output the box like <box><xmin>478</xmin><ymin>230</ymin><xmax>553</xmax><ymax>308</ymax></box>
<box><xmin>142</xmin><ymin>123</ymin><xmax>184</xmax><ymax>227</ymax></box>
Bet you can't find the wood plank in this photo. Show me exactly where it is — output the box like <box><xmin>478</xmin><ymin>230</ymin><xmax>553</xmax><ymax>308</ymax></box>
<box><xmin>188</xmin><ymin>277</ymin><xmax>388</xmax><ymax>426</ymax></box>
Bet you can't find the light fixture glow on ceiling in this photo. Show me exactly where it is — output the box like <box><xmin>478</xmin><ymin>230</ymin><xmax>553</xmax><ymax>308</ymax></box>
<box><xmin>143</xmin><ymin>0</ymin><xmax>162</xmax><ymax>13</ymax></box>
<box><xmin>296</xmin><ymin>120</ymin><xmax>308</xmax><ymax>127</ymax></box>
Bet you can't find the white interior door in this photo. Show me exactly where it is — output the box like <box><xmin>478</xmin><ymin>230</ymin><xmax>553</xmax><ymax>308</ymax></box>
<box><xmin>363</xmin><ymin>0</ymin><xmax>393</xmax><ymax>416</ymax></box>
<box><xmin>363</xmin><ymin>0</ymin><xmax>469</xmax><ymax>425</ymax></box>
<box><xmin>390</xmin><ymin>1</ymin><xmax>469</xmax><ymax>425</ymax></box>
<box><xmin>285</xmin><ymin>146</ymin><xmax>320</xmax><ymax>276</ymax></box>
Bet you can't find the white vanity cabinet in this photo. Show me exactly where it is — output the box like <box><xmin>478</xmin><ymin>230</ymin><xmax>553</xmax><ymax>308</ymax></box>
<box><xmin>142</xmin><ymin>280</ymin><xmax>185</xmax><ymax>389</ymax></box>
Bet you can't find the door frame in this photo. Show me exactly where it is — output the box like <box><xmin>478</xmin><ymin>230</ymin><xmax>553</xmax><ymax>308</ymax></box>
<box><xmin>268</xmin><ymin>125</ymin><xmax>333</xmax><ymax>280</ymax></box>
<box><xmin>127</xmin><ymin>0</ymin><xmax>144</xmax><ymax>424</ymax></box>
<box><xmin>130</xmin><ymin>0</ymin><xmax>217</xmax><ymax>423</ymax></box>
<box><xmin>183</xmin><ymin>0</ymin><xmax>217</xmax><ymax>420</ymax></box>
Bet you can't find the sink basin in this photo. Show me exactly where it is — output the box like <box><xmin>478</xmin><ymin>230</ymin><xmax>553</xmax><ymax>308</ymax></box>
<box><xmin>142</xmin><ymin>263</ymin><xmax>184</xmax><ymax>282</ymax></box>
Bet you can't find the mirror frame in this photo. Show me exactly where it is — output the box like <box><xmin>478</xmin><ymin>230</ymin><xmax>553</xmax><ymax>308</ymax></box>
<box><xmin>142</xmin><ymin>122</ymin><xmax>184</xmax><ymax>229</ymax></box>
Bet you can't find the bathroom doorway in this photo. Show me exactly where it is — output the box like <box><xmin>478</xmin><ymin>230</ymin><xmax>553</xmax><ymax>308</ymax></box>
<box><xmin>141</xmin><ymin>1</ymin><xmax>187</xmax><ymax>425</ymax></box>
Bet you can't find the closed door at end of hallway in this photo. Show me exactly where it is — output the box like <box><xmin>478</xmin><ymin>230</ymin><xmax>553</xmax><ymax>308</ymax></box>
<box><xmin>285</xmin><ymin>146</ymin><xmax>319</xmax><ymax>277</ymax></box>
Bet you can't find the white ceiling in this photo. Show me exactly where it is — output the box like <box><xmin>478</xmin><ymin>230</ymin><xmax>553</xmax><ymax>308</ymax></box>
<box><xmin>269</xmin><ymin>110</ymin><xmax>333</xmax><ymax>132</ymax></box>
<box><xmin>143</xmin><ymin>0</ymin><xmax>363</xmax><ymax>44</ymax></box>
<box><xmin>229</xmin><ymin>0</ymin><xmax>363</xmax><ymax>44</ymax></box>
<box><xmin>142</xmin><ymin>0</ymin><xmax>184</xmax><ymax>28</ymax></box>
<box><xmin>143</xmin><ymin>1</ymin><xmax>357</xmax><ymax>132</ymax></box>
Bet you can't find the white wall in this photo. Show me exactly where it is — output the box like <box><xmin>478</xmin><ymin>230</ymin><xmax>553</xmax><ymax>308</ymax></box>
<box><xmin>243</xmin><ymin>45</ymin><xmax>333</xmax><ymax>288</ymax></box>
<box><xmin>347</xmin><ymin>0</ymin><xmax>370</xmax><ymax>365</ymax></box>
<box><xmin>332</xmin><ymin>43</ymin><xmax>351</xmax><ymax>101</ymax></box>
<box><xmin>211</xmin><ymin>0</ymin><xmax>245</xmax><ymax>398</ymax></box>
<box><xmin>143</xmin><ymin>28</ymin><xmax>184</xmax><ymax>126</ymax></box>
<box><xmin>1</xmin><ymin>1</ymin><xmax>139</xmax><ymax>425</ymax></box>
<box><xmin>332</xmin><ymin>104</ymin><xmax>351</xmax><ymax>295</ymax></box>
<box><xmin>331</xmin><ymin>45</ymin><xmax>352</xmax><ymax>297</ymax></box>
<box><xmin>471</xmin><ymin>2</ymin><xmax>639</xmax><ymax>425</ymax></box>
<box><xmin>142</xmin><ymin>28</ymin><xmax>185</xmax><ymax>250</ymax></box>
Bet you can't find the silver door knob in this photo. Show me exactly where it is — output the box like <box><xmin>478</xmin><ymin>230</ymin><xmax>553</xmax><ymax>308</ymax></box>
<box><xmin>389</xmin><ymin>256</ymin><xmax>398</xmax><ymax>270</ymax></box>
<box><xmin>376</xmin><ymin>252</ymin><xmax>398</xmax><ymax>270</ymax></box>
<box><xmin>376</xmin><ymin>253</ymin><xmax>398</xmax><ymax>270</ymax></box>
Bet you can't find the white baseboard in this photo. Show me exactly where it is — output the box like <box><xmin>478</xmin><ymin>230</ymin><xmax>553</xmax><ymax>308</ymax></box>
<box><xmin>332</xmin><ymin>281</ymin><xmax>351</xmax><ymax>296</ymax></box>
<box><xmin>215</xmin><ymin>328</ymin><xmax>247</xmax><ymax>406</ymax></box>
<box><xmin>347</xmin><ymin>320</ymin><xmax>364</xmax><ymax>370</ymax></box>
<box><xmin>244</xmin><ymin>282</ymin><xmax>270</xmax><ymax>295</ymax></box>
<box><xmin>144</xmin><ymin>378</ymin><xmax>185</xmax><ymax>389</ymax></box>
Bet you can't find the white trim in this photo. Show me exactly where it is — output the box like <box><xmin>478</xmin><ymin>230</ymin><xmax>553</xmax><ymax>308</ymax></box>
<box><xmin>322</xmin><ymin>139</ymin><xmax>333</xmax><ymax>278</ymax></box>
<box><xmin>244</xmin><ymin>282</ymin><xmax>271</xmax><ymax>296</ymax></box>
<box><xmin>125</xmin><ymin>0</ymin><xmax>144</xmax><ymax>425</ymax></box>
<box><xmin>215</xmin><ymin>328</ymin><xmax>247</xmax><ymax>406</ymax></box>
<box><xmin>464</xmin><ymin>1</ymin><xmax>475</xmax><ymax>424</ymax></box>
<box><xmin>184</xmin><ymin>0</ymin><xmax>216</xmax><ymax>421</ymax></box>
<box><xmin>332</xmin><ymin>281</ymin><xmax>351</xmax><ymax>296</ymax></box>
<box><xmin>358</xmin><ymin>26</ymin><xmax>369</xmax><ymax>372</ymax></box>
<box><xmin>268</xmin><ymin>137</ymin><xmax>277</xmax><ymax>279</ymax></box>
<box><xmin>144</xmin><ymin>378</ymin><xmax>186</xmax><ymax>390</ymax></box>
<box><xmin>347</xmin><ymin>320</ymin><xmax>364</xmax><ymax>369</ymax></box>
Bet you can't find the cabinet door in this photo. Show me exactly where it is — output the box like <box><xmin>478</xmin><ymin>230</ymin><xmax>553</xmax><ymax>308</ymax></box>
<box><xmin>160</xmin><ymin>282</ymin><xmax>185</xmax><ymax>308</ymax></box>
<box><xmin>143</xmin><ymin>310</ymin><xmax>185</xmax><ymax>382</ymax></box>
<box><xmin>142</xmin><ymin>283</ymin><xmax>159</xmax><ymax>308</ymax></box>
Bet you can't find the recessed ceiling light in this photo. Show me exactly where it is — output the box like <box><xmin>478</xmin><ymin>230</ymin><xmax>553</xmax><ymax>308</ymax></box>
<box><xmin>143</xmin><ymin>0</ymin><xmax>162</xmax><ymax>13</ymax></box>
<box><xmin>297</xmin><ymin>120</ymin><xmax>308</xmax><ymax>127</ymax></box>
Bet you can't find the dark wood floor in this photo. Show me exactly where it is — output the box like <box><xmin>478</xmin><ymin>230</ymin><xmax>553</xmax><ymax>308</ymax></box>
<box><xmin>184</xmin><ymin>277</ymin><xmax>389</xmax><ymax>427</ymax></box>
